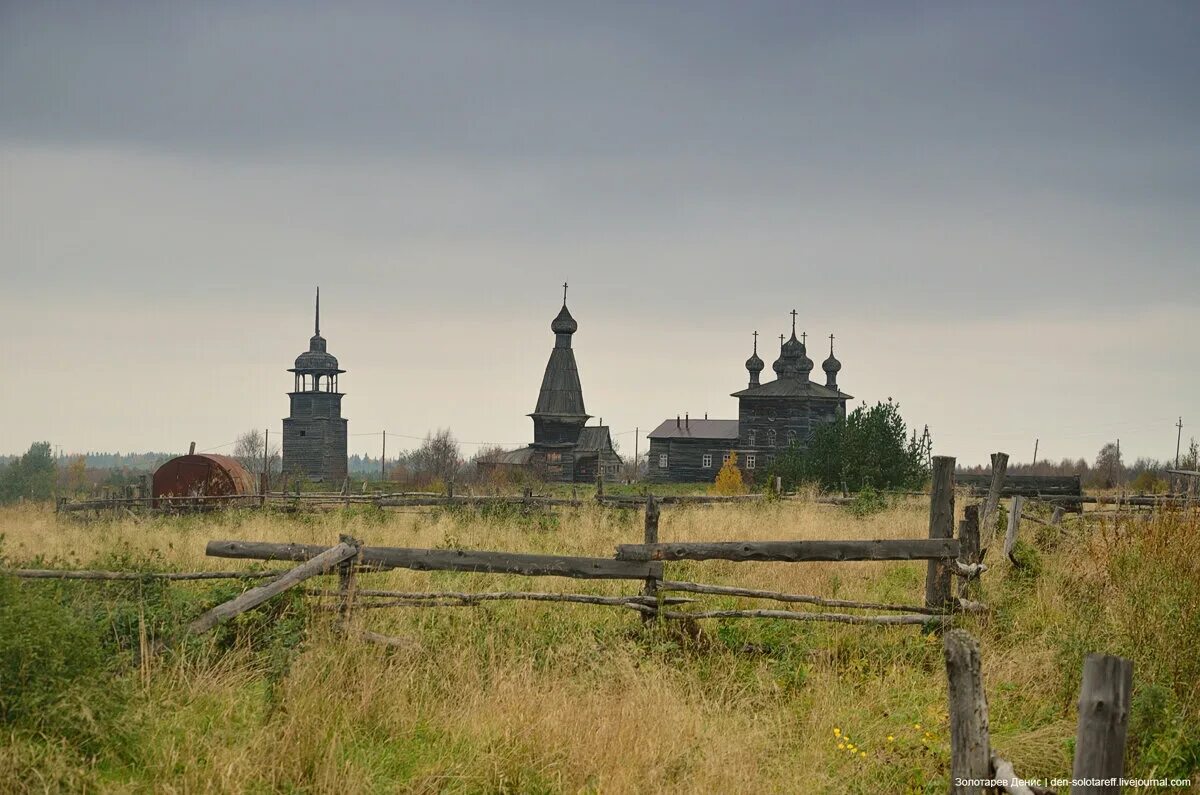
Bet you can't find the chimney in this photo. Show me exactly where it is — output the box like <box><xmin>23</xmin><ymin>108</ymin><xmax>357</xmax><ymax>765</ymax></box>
<box><xmin>188</xmin><ymin>441</ymin><xmax>196</xmax><ymax>455</ymax></box>
<box><xmin>676</xmin><ymin>415</ymin><xmax>680</xmax><ymax>429</ymax></box>
<box><xmin>685</xmin><ymin>413</ymin><xmax>689</xmax><ymax>429</ymax></box>
<box><xmin>704</xmin><ymin>412</ymin><xmax>708</xmax><ymax>420</ymax></box>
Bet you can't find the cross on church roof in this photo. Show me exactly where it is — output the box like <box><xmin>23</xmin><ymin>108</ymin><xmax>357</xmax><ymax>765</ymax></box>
<box><xmin>790</xmin><ymin>309</ymin><xmax>798</xmax><ymax>335</ymax></box>
<box><xmin>801</xmin><ymin>331</ymin><xmax>807</xmax><ymax>345</ymax></box>
<box><xmin>829</xmin><ymin>333</ymin><xmax>835</xmax><ymax>353</ymax></box>
<box><xmin>562</xmin><ymin>281</ymin><xmax>568</xmax><ymax>305</ymax></box>
<box><xmin>752</xmin><ymin>330</ymin><xmax>758</xmax><ymax>353</ymax></box>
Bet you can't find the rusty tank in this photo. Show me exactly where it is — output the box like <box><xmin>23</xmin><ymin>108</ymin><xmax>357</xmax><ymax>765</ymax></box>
<box><xmin>152</xmin><ymin>454</ymin><xmax>257</xmax><ymax>506</ymax></box>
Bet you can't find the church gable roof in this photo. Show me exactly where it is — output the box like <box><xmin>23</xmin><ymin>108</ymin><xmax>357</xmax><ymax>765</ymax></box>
<box><xmin>574</xmin><ymin>426</ymin><xmax>615</xmax><ymax>453</ymax></box>
<box><xmin>647</xmin><ymin>419</ymin><xmax>740</xmax><ymax>440</ymax></box>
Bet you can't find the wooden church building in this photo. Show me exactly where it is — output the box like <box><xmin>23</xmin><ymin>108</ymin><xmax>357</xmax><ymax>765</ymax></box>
<box><xmin>282</xmin><ymin>289</ymin><xmax>348</xmax><ymax>484</ymax></box>
<box><xmin>646</xmin><ymin>311</ymin><xmax>851</xmax><ymax>483</ymax></box>
<box><xmin>478</xmin><ymin>286</ymin><xmax>621</xmax><ymax>483</ymax></box>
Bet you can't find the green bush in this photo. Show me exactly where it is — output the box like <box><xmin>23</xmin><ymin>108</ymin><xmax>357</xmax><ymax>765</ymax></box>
<box><xmin>847</xmin><ymin>486</ymin><xmax>888</xmax><ymax>517</ymax></box>
<box><xmin>0</xmin><ymin>577</ymin><xmax>127</xmax><ymax>749</ymax></box>
<box><xmin>763</xmin><ymin>400</ymin><xmax>932</xmax><ymax>493</ymax></box>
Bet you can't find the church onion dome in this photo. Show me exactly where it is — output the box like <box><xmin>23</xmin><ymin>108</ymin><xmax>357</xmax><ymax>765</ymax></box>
<box><xmin>745</xmin><ymin>332</ymin><xmax>764</xmax><ymax>374</ymax></box>
<box><xmin>294</xmin><ymin>346</ymin><xmax>339</xmax><ymax>372</ymax></box>
<box><xmin>551</xmin><ymin>304</ymin><xmax>578</xmax><ymax>335</ymax></box>
<box><xmin>822</xmin><ymin>349</ymin><xmax>841</xmax><ymax>376</ymax></box>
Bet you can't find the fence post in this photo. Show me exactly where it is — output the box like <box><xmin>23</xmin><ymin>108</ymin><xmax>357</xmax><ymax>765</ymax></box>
<box><xmin>642</xmin><ymin>496</ymin><xmax>660</xmax><ymax>622</ymax></box>
<box><xmin>979</xmin><ymin>452</ymin><xmax>1009</xmax><ymax>551</ymax></box>
<box><xmin>595</xmin><ymin>472</ymin><xmax>604</xmax><ymax>503</ymax></box>
<box><xmin>925</xmin><ymin>455</ymin><xmax>956</xmax><ymax>611</ymax></box>
<box><xmin>1071</xmin><ymin>654</ymin><xmax>1133</xmax><ymax>794</ymax></box>
<box><xmin>958</xmin><ymin>504</ymin><xmax>980</xmax><ymax>600</ymax></box>
<box><xmin>1004</xmin><ymin>496</ymin><xmax>1024</xmax><ymax>565</ymax></box>
<box><xmin>944</xmin><ymin>629</ymin><xmax>991</xmax><ymax>795</ymax></box>
<box><xmin>337</xmin><ymin>534</ymin><xmax>362</xmax><ymax>622</ymax></box>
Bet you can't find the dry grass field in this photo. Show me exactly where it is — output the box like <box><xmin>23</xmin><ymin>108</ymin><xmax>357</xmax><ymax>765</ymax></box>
<box><xmin>1</xmin><ymin>497</ymin><xmax>1197</xmax><ymax>793</ymax></box>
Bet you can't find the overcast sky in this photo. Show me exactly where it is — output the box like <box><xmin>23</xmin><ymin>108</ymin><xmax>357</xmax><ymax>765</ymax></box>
<box><xmin>2</xmin><ymin>1</ymin><xmax>1197</xmax><ymax>466</ymax></box>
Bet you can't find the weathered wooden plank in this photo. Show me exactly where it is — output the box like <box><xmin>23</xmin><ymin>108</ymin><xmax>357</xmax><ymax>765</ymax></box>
<box><xmin>187</xmin><ymin>542</ymin><xmax>357</xmax><ymax>634</ymax></box>
<box><xmin>206</xmin><ymin>540</ymin><xmax>660</xmax><ymax>580</ymax></box>
<box><xmin>944</xmin><ymin>629</ymin><xmax>991</xmax><ymax>795</ymax></box>
<box><xmin>926</xmin><ymin>456</ymin><xmax>956</xmax><ymax>610</ymax></box>
<box><xmin>1071</xmin><ymin>654</ymin><xmax>1133</xmax><ymax>794</ymax></box>
<box><xmin>615</xmin><ymin>538</ymin><xmax>959</xmax><ymax>562</ymax></box>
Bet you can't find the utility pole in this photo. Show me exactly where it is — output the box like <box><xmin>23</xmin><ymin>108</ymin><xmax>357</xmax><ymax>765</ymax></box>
<box><xmin>262</xmin><ymin>428</ymin><xmax>270</xmax><ymax>492</ymax></box>
<box><xmin>381</xmin><ymin>430</ymin><xmax>387</xmax><ymax>483</ymax></box>
<box><xmin>634</xmin><ymin>426</ymin><xmax>639</xmax><ymax>481</ymax></box>
<box><xmin>1177</xmin><ymin>417</ymin><xmax>1184</xmax><ymax>469</ymax></box>
<box><xmin>1032</xmin><ymin>438</ymin><xmax>1039</xmax><ymax>467</ymax></box>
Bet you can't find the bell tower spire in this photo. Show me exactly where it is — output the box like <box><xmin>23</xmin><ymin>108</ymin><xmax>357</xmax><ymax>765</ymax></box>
<box><xmin>315</xmin><ymin>286</ymin><xmax>320</xmax><ymax>336</ymax></box>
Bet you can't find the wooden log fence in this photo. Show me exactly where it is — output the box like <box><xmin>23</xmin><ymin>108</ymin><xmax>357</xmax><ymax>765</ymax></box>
<box><xmin>207</xmin><ymin>540</ymin><xmax>661</xmax><ymax>581</ymax></box>
<box><xmin>944</xmin><ymin>629</ymin><xmax>1132</xmax><ymax>795</ymax></box>
<box><xmin>615</xmin><ymin>538</ymin><xmax>960</xmax><ymax>563</ymax></box>
<box><xmin>186</xmin><ymin>542</ymin><xmax>358</xmax><ymax>634</ymax></box>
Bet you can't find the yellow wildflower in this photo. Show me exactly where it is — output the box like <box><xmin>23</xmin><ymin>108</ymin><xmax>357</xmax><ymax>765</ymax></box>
<box><xmin>833</xmin><ymin>728</ymin><xmax>841</xmax><ymax>737</ymax></box>
<box><xmin>913</xmin><ymin>723</ymin><xmax>921</xmax><ymax>730</ymax></box>
<box><xmin>860</xmin><ymin>752</ymin><xmax>867</xmax><ymax>758</ymax></box>
<box><xmin>838</xmin><ymin>743</ymin><xmax>845</xmax><ymax>750</ymax></box>
<box><xmin>887</xmin><ymin>735</ymin><xmax>894</xmax><ymax>742</ymax></box>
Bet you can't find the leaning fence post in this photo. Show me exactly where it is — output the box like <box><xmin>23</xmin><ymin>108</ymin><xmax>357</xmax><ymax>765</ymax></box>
<box><xmin>1071</xmin><ymin>654</ymin><xmax>1133</xmax><ymax>794</ymax></box>
<box><xmin>957</xmin><ymin>504</ymin><xmax>980</xmax><ymax>600</ymax></box>
<box><xmin>944</xmin><ymin>629</ymin><xmax>991</xmax><ymax>795</ymax></box>
<box><xmin>979</xmin><ymin>452</ymin><xmax>1009</xmax><ymax>552</ymax></box>
<box><xmin>642</xmin><ymin>496</ymin><xmax>660</xmax><ymax>622</ymax></box>
<box><xmin>925</xmin><ymin>455</ymin><xmax>956</xmax><ymax>611</ymax></box>
<box><xmin>337</xmin><ymin>534</ymin><xmax>362</xmax><ymax>622</ymax></box>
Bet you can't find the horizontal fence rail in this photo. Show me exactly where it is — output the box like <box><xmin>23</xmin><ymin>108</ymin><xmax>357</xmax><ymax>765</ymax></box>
<box><xmin>206</xmin><ymin>540</ymin><xmax>661</xmax><ymax>581</ymax></box>
<box><xmin>615</xmin><ymin>538</ymin><xmax>960</xmax><ymax>563</ymax></box>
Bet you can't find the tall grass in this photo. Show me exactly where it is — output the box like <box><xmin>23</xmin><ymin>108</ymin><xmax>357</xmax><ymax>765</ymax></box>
<box><xmin>0</xmin><ymin>500</ymin><xmax>1196</xmax><ymax>793</ymax></box>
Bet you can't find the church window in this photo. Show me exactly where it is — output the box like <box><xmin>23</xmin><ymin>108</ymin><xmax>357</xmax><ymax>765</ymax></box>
<box><xmin>702</xmin><ymin>453</ymin><xmax>712</xmax><ymax>468</ymax></box>
<box><xmin>546</xmin><ymin>452</ymin><xmax>561</xmax><ymax>463</ymax></box>
<box><xmin>767</xmin><ymin>407</ymin><xmax>776</xmax><ymax>422</ymax></box>
<box><xmin>722</xmin><ymin>452</ymin><xmax>731</xmax><ymax>464</ymax></box>
<box><xmin>767</xmin><ymin>429</ymin><xmax>776</xmax><ymax>447</ymax></box>
<box><xmin>299</xmin><ymin>431</ymin><xmax>306</xmax><ymax>437</ymax></box>
<box><xmin>787</xmin><ymin>430</ymin><xmax>797</xmax><ymax>447</ymax></box>
<box><xmin>746</xmin><ymin>455</ymin><xmax>756</xmax><ymax>469</ymax></box>
<box><xmin>747</xmin><ymin>429</ymin><xmax>756</xmax><ymax>446</ymax></box>
<box><xmin>658</xmin><ymin>454</ymin><xmax>668</xmax><ymax>469</ymax></box>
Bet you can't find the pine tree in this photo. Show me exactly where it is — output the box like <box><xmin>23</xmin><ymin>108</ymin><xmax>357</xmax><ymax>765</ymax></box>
<box><xmin>710</xmin><ymin>451</ymin><xmax>747</xmax><ymax>495</ymax></box>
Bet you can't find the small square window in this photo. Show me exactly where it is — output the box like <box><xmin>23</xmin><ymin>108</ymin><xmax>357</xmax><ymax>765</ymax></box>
<box><xmin>299</xmin><ymin>430</ymin><xmax>306</xmax><ymax>437</ymax></box>
<box><xmin>747</xmin><ymin>455</ymin><xmax>756</xmax><ymax>469</ymax></box>
<box><xmin>658</xmin><ymin>454</ymin><xmax>668</xmax><ymax>469</ymax></box>
<box><xmin>722</xmin><ymin>453</ymin><xmax>731</xmax><ymax>464</ymax></box>
<box><xmin>702</xmin><ymin>453</ymin><xmax>712</xmax><ymax>468</ymax></box>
